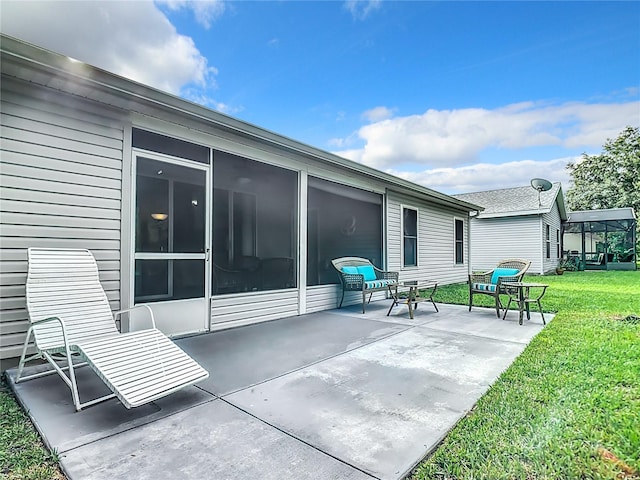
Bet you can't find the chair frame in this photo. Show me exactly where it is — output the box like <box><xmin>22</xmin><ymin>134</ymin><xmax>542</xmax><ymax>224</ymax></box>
<box><xmin>468</xmin><ymin>258</ymin><xmax>531</xmax><ymax>317</ymax></box>
<box><xmin>331</xmin><ymin>257</ymin><xmax>398</xmax><ymax>313</ymax></box>
<box><xmin>16</xmin><ymin>248</ymin><xmax>209</xmax><ymax>411</ymax></box>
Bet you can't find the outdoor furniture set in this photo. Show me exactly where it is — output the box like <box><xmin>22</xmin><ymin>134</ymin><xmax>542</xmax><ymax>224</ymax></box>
<box><xmin>468</xmin><ymin>258</ymin><xmax>547</xmax><ymax>323</ymax></box>
<box><xmin>332</xmin><ymin>257</ymin><xmax>438</xmax><ymax>317</ymax></box>
<box><xmin>16</xmin><ymin>250</ymin><xmax>546</xmax><ymax>413</ymax></box>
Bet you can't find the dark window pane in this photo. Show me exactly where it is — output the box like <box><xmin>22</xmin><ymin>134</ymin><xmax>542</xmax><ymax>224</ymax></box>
<box><xmin>403</xmin><ymin>207</ymin><xmax>418</xmax><ymax>267</ymax></box>
<box><xmin>307</xmin><ymin>178</ymin><xmax>382</xmax><ymax>286</ymax></box>
<box><xmin>174</xmin><ymin>181</ymin><xmax>205</xmax><ymax>253</ymax></box>
<box><xmin>455</xmin><ymin>219</ymin><xmax>464</xmax><ymax>264</ymax></box>
<box><xmin>456</xmin><ymin>242</ymin><xmax>464</xmax><ymax>264</ymax></box>
<box><xmin>133</xmin><ymin>128</ymin><xmax>209</xmax><ymax>164</ymax></box>
<box><xmin>404</xmin><ymin>238</ymin><xmax>417</xmax><ymax>266</ymax></box>
<box><xmin>455</xmin><ymin>219</ymin><xmax>463</xmax><ymax>240</ymax></box>
<box><xmin>212</xmin><ymin>151</ymin><xmax>298</xmax><ymax>294</ymax></box>
<box><xmin>403</xmin><ymin>208</ymin><xmax>417</xmax><ymax>236</ymax></box>
<box><xmin>136</xmin><ymin>157</ymin><xmax>206</xmax><ymax>254</ymax></box>
<box><xmin>136</xmin><ymin>175</ymin><xmax>169</xmax><ymax>252</ymax></box>
<box><xmin>135</xmin><ymin>259</ymin><xmax>204</xmax><ymax>303</ymax></box>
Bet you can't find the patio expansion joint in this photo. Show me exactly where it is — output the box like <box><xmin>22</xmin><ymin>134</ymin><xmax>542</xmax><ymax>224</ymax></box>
<box><xmin>219</xmin><ymin>396</ymin><xmax>380</xmax><ymax>480</ymax></box>
<box><xmin>54</xmin><ymin>396</ymin><xmax>220</xmax><ymax>456</ymax></box>
<box><xmin>417</xmin><ymin>324</ymin><xmax>538</xmax><ymax>346</ymax></box>
<box><xmin>218</xmin><ymin>320</ymin><xmax>422</xmax><ymax>398</ymax></box>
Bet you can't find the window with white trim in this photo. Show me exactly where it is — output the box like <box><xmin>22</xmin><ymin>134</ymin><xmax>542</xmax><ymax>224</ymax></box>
<box><xmin>402</xmin><ymin>207</ymin><xmax>418</xmax><ymax>267</ymax></box>
<box><xmin>545</xmin><ymin>223</ymin><xmax>551</xmax><ymax>259</ymax></box>
<box><xmin>455</xmin><ymin>218</ymin><xmax>464</xmax><ymax>264</ymax></box>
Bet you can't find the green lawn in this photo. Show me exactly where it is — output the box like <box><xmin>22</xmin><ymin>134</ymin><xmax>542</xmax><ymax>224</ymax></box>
<box><xmin>0</xmin><ymin>378</ymin><xmax>63</xmax><ymax>480</ymax></box>
<box><xmin>412</xmin><ymin>270</ymin><xmax>640</xmax><ymax>480</ymax></box>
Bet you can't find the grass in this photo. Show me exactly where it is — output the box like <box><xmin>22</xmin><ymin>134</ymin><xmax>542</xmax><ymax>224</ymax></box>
<box><xmin>0</xmin><ymin>376</ymin><xmax>64</xmax><ymax>480</ymax></box>
<box><xmin>412</xmin><ymin>270</ymin><xmax>640</xmax><ymax>480</ymax></box>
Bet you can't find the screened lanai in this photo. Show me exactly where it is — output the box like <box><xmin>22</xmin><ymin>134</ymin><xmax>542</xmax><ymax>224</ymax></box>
<box><xmin>562</xmin><ymin>208</ymin><xmax>637</xmax><ymax>270</ymax></box>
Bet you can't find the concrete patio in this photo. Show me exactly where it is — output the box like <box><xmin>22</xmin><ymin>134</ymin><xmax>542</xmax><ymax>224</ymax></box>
<box><xmin>6</xmin><ymin>301</ymin><xmax>551</xmax><ymax>480</ymax></box>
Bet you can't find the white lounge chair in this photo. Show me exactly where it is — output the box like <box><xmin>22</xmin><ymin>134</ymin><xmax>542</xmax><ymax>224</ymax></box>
<box><xmin>16</xmin><ymin>248</ymin><xmax>209</xmax><ymax>411</ymax></box>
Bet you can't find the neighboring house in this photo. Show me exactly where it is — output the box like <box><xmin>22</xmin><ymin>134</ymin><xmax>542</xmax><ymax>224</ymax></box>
<box><xmin>453</xmin><ymin>183</ymin><xmax>567</xmax><ymax>275</ymax></box>
<box><xmin>0</xmin><ymin>35</ymin><xmax>480</xmax><ymax>361</ymax></box>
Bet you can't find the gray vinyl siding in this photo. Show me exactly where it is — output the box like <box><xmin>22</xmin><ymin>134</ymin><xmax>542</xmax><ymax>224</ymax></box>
<box><xmin>468</xmin><ymin>216</ymin><xmax>543</xmax><ymax>274</ymax></box>
<box><xmin>210</xmin><ymin>289</ymin><xmax>300</xmax><ymax>328</ymax></box>
<box><xmin>542</xmin><ymin>202</ymin><xmax>563</xmax><ymax>274</ymax></box>
<box><xmin>305</xmin><ymin>285</ymin><xmax>387</xmax><ymax>313</ymax></box>
<box><xmin>0</xmin><ymin>77</ymin><xmax>124</xmax><ymax>359</ymax></box>
<box><xmin>387</xmin><ymin>191</ymin><xmax>469</xmax><ymax>285</ymax></box>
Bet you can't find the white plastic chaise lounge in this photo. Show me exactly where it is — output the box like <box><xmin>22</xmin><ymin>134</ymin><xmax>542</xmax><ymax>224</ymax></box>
<box><xmin>15</xmin><ymin>248</ymin><xmax>209</xmax><ymax>411</ymax></box>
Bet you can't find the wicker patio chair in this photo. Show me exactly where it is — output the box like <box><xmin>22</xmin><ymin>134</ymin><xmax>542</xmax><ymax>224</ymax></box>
<box><xmin>468</xmin><ymin>258</ymin><xmax>531</xmax><ymax>317</ymax></box>
<box><xmin>331</xmin><ymin>257</ymin><xmax>398</xmax><ymax>313</ymax></box>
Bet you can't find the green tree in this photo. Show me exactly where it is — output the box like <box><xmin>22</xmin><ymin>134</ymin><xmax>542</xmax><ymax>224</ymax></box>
<box><xmin>566</xmin><ymin>126</ymin><xmax>640</xmax><ymax>212</ymax></box>
<box><xmin>566</xmin><ymin>126</ymin><xmax>640</xmax><ymax>255</ymax></box>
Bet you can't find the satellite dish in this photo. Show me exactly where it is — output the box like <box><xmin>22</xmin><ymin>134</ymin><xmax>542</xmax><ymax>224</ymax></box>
<box><xmin>530</xmin><ymin>178</ymin><xmax>552</xmax><ymax>192</ymax></box>
<box><xmin>530</xmin><ymin>178</ymin><xmax>552</xmax><ymax>207</ymax></box>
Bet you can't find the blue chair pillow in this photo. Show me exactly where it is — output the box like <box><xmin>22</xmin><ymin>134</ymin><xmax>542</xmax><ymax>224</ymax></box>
<box><xmin>356</xmin><ymin>265</ymin><xmax>377</xmax><ymax>281</ymax></box>
<box><xmin>491</xmin><ymin>268</ymin><xmax>520</xmax><ymax>284</ymax></box>
<box><xmin>342</xmin><ymin>266</ymin><xmax>359</xmax><ymax>275</ymax></box>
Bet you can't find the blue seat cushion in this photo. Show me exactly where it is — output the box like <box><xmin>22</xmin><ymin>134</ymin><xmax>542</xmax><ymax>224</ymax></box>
<box><xmin>356</xmin><ymin>265</ymin><xmax>377</xmax><ymax>281</ymax></box>
<box><xmin>342</xmin><ymin>266</ymin><xmax>359</xmax><ymax>275</ymax></box>
<box><xmin>472</xmin><ymin>283</ymin><xmax>497</xmax><ymax>292</ymax></box>
<box><xmin>490</xmin><ymin>268</ymin><xmax>520</xmax><ymax>285</ymax></box>
<box><xmin>364</xmin><ymin>279</ymin><xmax>394</xmax><ymax>289</ymax></box>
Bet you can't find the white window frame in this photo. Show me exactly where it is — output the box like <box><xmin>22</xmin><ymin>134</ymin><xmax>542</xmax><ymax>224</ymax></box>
<box><xmin>454</xmin><ymin>217</ymin><xmax>464</xmax><ymax>265</ymax></box>
<box><xmin>401</xmin><ymin>205</ymin><xmax>419</xmax><ymax>268</ymax></box>
<box><xmin>545</xmin><ymin>223</ymin><xmax>551</xmax><ymax>259</ymax></box>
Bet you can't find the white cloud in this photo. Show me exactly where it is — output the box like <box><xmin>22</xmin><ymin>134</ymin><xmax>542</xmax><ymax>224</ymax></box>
<box><xmin>333</xmin><ymin>100</ymin><xmax>640</xmax><ymax>169</ymax></box>
<box><xmin>0</xmin><ymin>0</ymin><xmax>217</xmax><ymax>95</ymax></box>
<box><xmin>343</xmin><ymin>0</ymin><xmax>382</xmax><ymax>20</ymax></box>
<box><xmin>385</xmin><ymin>157</ymin><xmax>577</xmax><ymax>195</ymax></box>
<box><xmin>362</xmin><ymin>106</ymin><xmax>395</xmax><ymax>122</ymax></box>
<box><xmin>157</xmin><ymin>0</ymin><xmax>225</xmax><ymax>29</ymax></box>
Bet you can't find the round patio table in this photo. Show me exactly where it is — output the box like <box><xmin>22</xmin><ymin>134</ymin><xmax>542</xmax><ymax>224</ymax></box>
<box><xmin>387</xmin><ymin>280</ymin><xmax>438</xmax><ymax>319</ymax></box>
<box><xmin>501</xmin><ymin>282</ymin><xmax>548</xmax><ymax>325</ymax></box>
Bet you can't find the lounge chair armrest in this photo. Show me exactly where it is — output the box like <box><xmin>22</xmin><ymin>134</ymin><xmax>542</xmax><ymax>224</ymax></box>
<box><xmin>114</xmin><ymin>304</ymin><xmax>156</xmax><ymax>330</ymax></box>
<box><xmin>31</xmin><ymin>315</ymin><xmax>65</xmax><ymax>326</ymax></box>
<box><xmin>29</xmin><ymin>315</ymin><xmax>73</xmax><ymax>351</ymax></box>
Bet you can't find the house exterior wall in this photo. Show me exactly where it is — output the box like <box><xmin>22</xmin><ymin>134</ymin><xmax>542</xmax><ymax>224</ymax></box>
<box><xmin>0</xmin><ymin>77</ymin><xmax>126</xmax><ymax>359</ymax></box>
<box><xmin>468</xmin><ymin>216</ymin><xmax>543</xmax><ymax>274</ymax></box>
<box><xmin>0</xmin><ymin>40</ymin><xmax>476</xmax><ymax>360</ymax></box>
<box><xmin>542</xmin><ymin>202</ymin><xmax>563</xmax><ymax>274</ymax></box>
<box><xmin>387</xmin><ymin>191</ymin><xmax>470</xmax><ymax>285</ymax></box>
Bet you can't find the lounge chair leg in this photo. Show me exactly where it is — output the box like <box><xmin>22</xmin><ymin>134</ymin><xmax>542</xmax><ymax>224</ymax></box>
<box><xmin>362</xmin><ymin>292</ymin><xmax>366</xmax><ymax>313</ymax></box>
<box><xmin>495</xmin><ymin>296</ymin><xmax>501</xmax><ymax>317</ymax></box>
<box><xmin>338</xmin><ymin>289</ymin><xmax>345</xmax><ymax>309</ymax></box>
<box><xmin>15</xmin><ymin>327</ymin><xmax>34</xmax><ymax>383</ymax></box>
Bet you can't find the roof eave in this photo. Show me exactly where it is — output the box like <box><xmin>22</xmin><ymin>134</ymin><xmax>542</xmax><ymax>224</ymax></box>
<box><xmin>1</xmin><ymin>33</ymin><xmax>481</xmax><ymax>213</ymax></box>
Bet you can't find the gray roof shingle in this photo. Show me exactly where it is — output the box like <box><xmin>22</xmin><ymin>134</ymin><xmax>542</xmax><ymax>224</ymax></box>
<box><xmin>452</xmin><ymin>183</ymin><xmax>564</xmax><ymax>218</ymax></box>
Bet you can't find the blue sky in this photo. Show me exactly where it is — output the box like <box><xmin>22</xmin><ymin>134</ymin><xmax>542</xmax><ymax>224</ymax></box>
<box><xmin>2</xmin><ymin>1</ymin><xmax>639</xmax><ymax>194</ymax></box>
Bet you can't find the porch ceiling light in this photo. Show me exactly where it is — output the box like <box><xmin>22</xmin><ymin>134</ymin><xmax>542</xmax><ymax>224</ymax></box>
<box><xmin>151</xmin><ymin>213</ymin><xmax>168</xmax><ymax>221</ymax></box>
